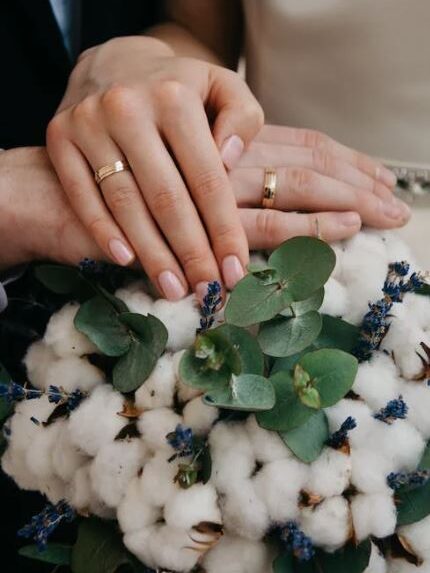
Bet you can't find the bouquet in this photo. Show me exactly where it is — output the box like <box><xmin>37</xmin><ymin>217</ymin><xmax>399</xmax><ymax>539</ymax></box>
<box><xmin>2</xmin><ymin>229</ymin><xmax>430</xmax><ymax>573</ymax></box>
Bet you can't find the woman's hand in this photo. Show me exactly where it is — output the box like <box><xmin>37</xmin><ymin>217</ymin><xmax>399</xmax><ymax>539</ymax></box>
<box><xmin>229</xmin><ymin>125</ymin><xmax>409</xmax><ymax>248</ymax></box>
<box><xmin>47</xmin><ymin>36</ymin><xmax>264</xmax><ymax>300</ymax></box>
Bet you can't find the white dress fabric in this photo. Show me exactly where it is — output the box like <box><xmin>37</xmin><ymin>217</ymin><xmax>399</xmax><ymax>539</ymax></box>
<box><xmin>243</xmin><ymin>0</ymin><xmax>430</xmax><ymax>266</ymax></box>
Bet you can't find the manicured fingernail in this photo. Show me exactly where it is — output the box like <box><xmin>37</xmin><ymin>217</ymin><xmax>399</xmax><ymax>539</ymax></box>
<box><xmin>377</xmin><ymin>166</ymin><xmax>397</xmax><ymax>188</ymax></box>
<box><xmin>222</xmin><ymin>255</ymin><xmax>244</xmax><ymax>290</ymax></box>
<box><xmin>195</xmin><ymin>281</ymin><xmax>210</xmax><ymax>305</ymax></box>
<box><xmin>340</xmin><ymin>212</ymin><xmax>361</xmax><ymax>227</ymax></box>
<box><xmin>220</xmin><ymin>135</ymin><xmax>244</xmax><ymax>170</ymax></box>
<box><xmin>382</xmin><ymin>198</ymin><xmax>410</xmax><ymax>220</ymax></box>
<box><xmin>109</xmin><ymin>239</ymin><xmax>134</xmax><ymax>266</ymax></box>
<box><xmin>158</xmin><ymin>270</ymin><xmax>187</xmax><ymax>301</ymax></box>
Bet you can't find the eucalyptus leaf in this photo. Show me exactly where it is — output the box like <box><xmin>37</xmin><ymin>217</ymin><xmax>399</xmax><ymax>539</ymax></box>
<box><xmin>74</xmin><ymin>296</ymin><xmax>131</xmax><ymax>356</ymax></box>
<box><xmin>314</xmin><ymin>315</ymin><xmax>360</xmax><ymax>353</ymax></box>
<box><xmin>396</xmin><ymin>480</ymin><xmax>430</xmax><ymax>526</ymax></box>
<box><xmin>296</xmin><ymin>541</ymin><xmax>371</xmax><ymax>573</ymax></box>
<box><xmin>97</xmin><ymin>286</ymin><xmax>129</xmax><ymax>313</ymax></box>
<box><xmin>268</xmin><ymin>237</ymin><xmax>336</xmax><ymax>301</ymax></box>
<box><xmin>179</xmin><ymin>348</ymin><xmax>232</xmax><ymax>390</ymax></box>
<box><xmin>119</xmin><ymin>312</ymin><xmax>168</xmax><ymax>358</ymax></box>
<box><xmin>270</xmin><ymin>349</ymin><xmax>312</xmax><ymax>377</ymax></box>
<box><xmin>247</xmin><ymin>264</ymin><xmax>281</xmax><ymax>285</ymax></box>
<box><xmin>71</xmin><ymin>518</ymin><xmax>130</xmax><ymax>573</ymax></box>
<box><xmin>113</xmin><ymin>340</ymin><xmax>157</xmax><ymax>392</ymax></box>
<box><xmin>203</xmin><ymin>374</ymin><xmax>275</xmax><ymax>411</ymax></box>
<box><xmin>280</xmin><ymin>288</ymin><xmax>325</xmax><ymax>318</ymax></box>
<box><xmin>34</xmin><ymin>264</ymin><xmax>94</xmax><ymax>297</ymax></box>
<box><xmin>419</xmin><ymin>441</ymin><xmax>430</xmax><ymax>470</ymax></box>
<box><xmin>0</xmin><ymin>361</ymin><xmax>12</xmax><ymax>425</ymax></box>
<box><xmin>299</xmin><ymin>349</ymin><xmax>358</xmax><ymax>407</ymax></box>
<box><xmin>258</xmin><ymin>311</ymin><xmax>322</xmax><ymax>357</ymax></box>
<box><xmin>19</xmin><ymin>543</ymin><xmax>72</xmax><ymax>565</ymax></box>
<box><xmin>272</xmin><ymin>552</ymin><xmax>294</xmax><ymax>573</ymax></box>
<box><xmin>256</xmin><ymin>371</ymin><xmax>315</xmax><ymax>432</ymax></box>
<box><xmin>279</xmin><ymin>410</ymin><xmax>329</xmax><ymax>463</ymax></box>
<box><xmin>217</xmin><ymin>323</ymin><xmax>265</xmax><ymax>375</ymax></box>
<box><xmin>225</xmin><ymin>274</ymin><xmax>294</xmax><ymax>327</ymax></box>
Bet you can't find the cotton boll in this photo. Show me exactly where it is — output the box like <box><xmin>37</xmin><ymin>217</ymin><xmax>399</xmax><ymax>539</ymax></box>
<box><xmin>25</xmin><ymin>423</ymin><xmax>58</xmax><ymax>479</ymax></box>
<box><xmin>398</xmin><ymin>514</ymin><xmax>430</xmax><ymax>561</ymax></box>
<box><xmin>253</xmin><ymin>458</ymin><xmax>307</xmax><ymax>523</ymax></box>
<box><xmin>45</xmin><ymin>356</ymin><xmax>104</xmax><ymax>393</ymax></box>
<box><xmin>245</xmin><ymin>415</ymin><xmax>291</xmax><ymax>463</ymax></box>
<box><xmin>404</xmin><ymin>293</ymin><xmax>430</xmax><ymax>332</ymax></box>
<box><xmin>203</xmin><ymin>534</ymin><xmax>273</xmax><ymax>573</ymax></box>
<box><xmin>307</xmin><ymin>448</ymin><xmax>351</xmax><ymax>497</ymax></box>
<box><xmin>39</xmin><ymin>476</ymin><xmax>67</xmax><ymax>504</ymax></box>
<box><xmin>399</xmin><ymin>383</ymin><xmax>430</xmax><ymax>439</ymax></box>
<box><xmin>51</xmin><ymin>420</ymin><xmax>88</xmax><ymax>481</ymax></box>
<box><xmin>353</xmin><ymin>352</ymin><xmax>403</xmax><ymax>410</ymax></box>
<box><xmin>117</xmin><ymin>477</ymin><xmax>161</xmax><ymax>533</ymax></box>
<box><xmin>320</xmin><ymin>278</ymin><xmax>350</xmax><ymax>317</ymax></box>
<box><xmin>330</xmin><ymin>242</ymin><xmax>345</xmax><ymax>282</ymax></box>
<box><xmin>325</xmin><ymin>399</ymin><xmax>379</xmax><ymax>449</ymax></box>
<box><xmin>23</xmin><ymin>340</ymin><xmax>58</xmax><ymax>390</ymax></box>
<box><xmin>137</xmin><ymin>407</ymin><xmax>182</xmax><ymax>453</ymax></box>
<box><xmin>135</xmin><ymin>353</ymin><xmax>176</xmax><ymax>410</ymax></box>
<box><xmin>1</xmin><ymin>445</ymin><xmax>39</xmax><ymax>490</ymax></box>
<box><xmin>300</xmin><ymin>496</ymin><xmax>350</xmax><ymax>551</ymax></box>
<box><xmin>381</xmin><ymin>319</ymin><xmax>430</xmax><ymax>379</ymax></box>
<box><xmin>115</xmin><ymin>285</ymin><xmax>154</xmax><ymax>316</ymax></box>
<box><xmin>388</xmin><ymin>559</ymin><xmax>430</xmax><ymax>573</ymax></box>
<box><xmin>350</xmin><ymin>449</ymin><xmax>393</xmax><ymax>493</ymax></box>
<box><xmin>151</xmin><ymin>295</ymin><xmax>200</xmax><ymax>352</ymax></box>
<box><xmin>350</xmin><ymin>493</ymin><xmax>397</xmax><ymax>542</ymax></box>
<box><xmin>368</xmin><ymin>420</ymin><xmax>425</xmax><ymax>472</ymax></box>
<box><xmin>209</xmin><ymin>421</ymin><xmax>255</xmax><ymax>492</ymax></box>
<box><xmin>66</xmin><ymin>463</ymin><xmax>115</xmax><ymax>518</ymax></box>
<box><xmin>9</xmin><ymin>396</ymin><xmax>57</xmax><ymax>454</ymax></box>
<box><xmin>383</xmin><ymin>230</ymin><xmax>416</xmax><ymax>269</ymax></box>
<box><xmin>139</xmin><ymin>452</ymin><xmax>181</xmax><ymax>508</ymax></box>
<box><xmin>68</xmin><ymin>385</ymin><xmax>127</xmax><ymax>456</ymax></box>
<box><xmin>182</xmin><ymin>397</ymin><xmax>218</xmax><ymax>435</ymax></box>
<box><xmin>220</xmin><ymin>479</ymin><xmax>270</xmax><ymax>540</ymax></box>
<box><xmin>364</xmin><ymin>542</ymin><xmax>387</xmax><ymax>573</ymax></box>
<box><xmin>164</xmin><ymin>483</ymin><xmax>221</xmax><ymax>530</ymax></box>
<box><xmin>90</xmin><ymin>438</ymin><xmax>147</xmax><ymax>508</ymax></box>
<box><xmin>44</xmin><ymin>302</ymin><xmax>98</xmax><ymax>357</ymax></box>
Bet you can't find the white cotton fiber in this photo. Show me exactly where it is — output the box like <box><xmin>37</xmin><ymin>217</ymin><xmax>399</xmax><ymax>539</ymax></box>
<box><xmin>68</xmin><ymin>385</ymin><xmax>127</xmax><ymax>456</ymax></box>
<box><xmin>353</xmin><ymin>352</ymin><xmax>402</xmax><ymax>410</ymax></box>
<box><xmin>320</xmin><ymin>278</ymin><xmax>349</xmax><ymax>317</ymax></box>
<box><xmin>253</xmin><ymin>458</ymin><xmax>307</xmax><ymax>522</ymax></box>
<box><xmin>306</xmin><ymin>448</ymin><xmax>351</xmax><ymax>497</ymax></box>
<box><xmin>45</xmin><ymin>355</ymin><xmax>104</xmax><ymax>393</ymax></box>
<box><xmin>137</xmin><ymin>407</ymin><xmax>182</xmax><ymax>453</ymax></box>
<box><xmin>117</xmin><ymin>477</ymin><xmax>161</xmax><ymax>533</ymax></box>
<box><xmin>135</xmin><ymin>353</ymin><xmax>176</xmax><ymax>410</ymax></box>
<box><xmin>25</xmin><ymin>423</ymin><xmax>58</xmax><ymax>479</ymax></box>
<box><xmin>404</xmin><ymin>293</ymin><xmax>430</xmax><ymax>332</ymax></box>
<box><xmin>164</xmin><ymin>483</ymin><xmax>221</xmax><ymax>530</ymax></box>
<box><xmin>8</xmin><ymin>396</ymin><xmax>57</xmax><ymax>453</ymax></box>
<box><xmin>115</xmin><ymin>284</ymin><xmax>154</xmax><ymax>315</ymax></box>
<box><xmin>66</xmin><ymin>463</ymin><xmax>115</xmax><ymax>519</ymax></box>
<box><xmin>23</xmin><ymin>340</ymin><xmax>58</xmax><ymax>389</ymax></box>
<box><xmin>300</xmin><ymin>496</ymin><xmax>350</xmax><ymax>551</ymax></box>
<box><xmin>182</xmin><ymin>397</ymin><xmax>218</xmax><ymax>435</ymax></box>
<box><xmin>350</xmin><ymin>448</ymin><xmax>393</xmax><ymax>493</ymax></box>
<box><xmin>44</xmin><ymin>302</ymin><xmax>98</xmax><ymax>357</ymax></box>
<box><xmin>151</xmin><ymin>295</ymin><xmax>200</xmax><ymax>351</ymax></box>
<box><xmin>350</xmin><ymin>493</ymin><xmax>397</xmax><ymax>541</ymax></box>
<box><xmin>383</xmin><ymin>230</ymin><xmax>416</xmax><ymax>269</ymax></box>
<box><xmin>39</xmin><ymin>476</ymin><xmax>67</xmax><ymax>504</ymax></box>
<box><xmin>1</xmin><ymin>445</ymin><xmax>39</xmax><ymax>491</ymax></box>
<box><xmin>90</xmin><ymin>438</ymin><xmax>147</xmax><ymax>508</ymax></box>
<box><xmin>209</xmin><ymin>421</ymin><xmax>255</xmax><ymax>492</ymax></box>
<box><xmin>245</xmin><ymin>415</ymin><xmax>291</xmax><ymax>463</ymax></box>
<box><xmin>364</xmin><ymin>542</ymin><xmax>387</xmax><ymax>573</ymax></box>
<box><xmin>220</xmin><ymin>479</ymin><xmax>270</xmax><ymax>540</ymax></box>
<box><xmin>399</xmin><ymin>383</ymin><xmax>430</xmax><ymax>439</ymax></box>
<box><xmin>388</xmin><ymin>559</ymin><xmax>430</xmax><ymax>573</ymax></box>
<box><xmin>139</xmin><ymin>452</ymin><xmax>181</xmax><ymax>507</ymax></box>
<box><xmin>51</xmin><ymin>420</ymin><xmax>88</xmax><ymax>481</ymax></box>
<box><xmin>381</xmin><ymin>318</ymin><xmax>430</xmax><ymax>379</ymax></box>
<box><xmin>398</xmin><ymin>514</ymin><xmax>430</xmax><ymax>561</ymax></box>
<box><xmin>325</xmin><ymin>399</ymin><xmax>378</xmax><ymax>449</ymax></box>
<box><xmin>202</xmin><ymin>534</ymin><xmax>273</xmax><ymax>573</ymax></box>
<box><xmin>368</xmin><ymin>419</ymin><xmax>425</xmax><ymax>472</ymax></box>
<box><xmin>330</xmin><ymin>243</ymin><xmax>345</xmax><ymax>282</ymax></box>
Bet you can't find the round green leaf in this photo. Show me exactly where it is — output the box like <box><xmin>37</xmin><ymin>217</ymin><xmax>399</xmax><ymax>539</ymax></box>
<box><xmin>113</xmin><ymin>340</ymin><xmax>157</xmax><ymax>392</ymax></box>
<box><xmin>34</xmin><ymin>264</ymin><xmax>94</xmax><ymax>297</ymax></box>
<box><xmin>280</xmin><ymin>288</ymin><xmax>325</xmax><ymax>318</ymax></box>
<box><xmin>396</xmin><ymin>480</ymin><xmax>430</xmax><ymax>526</ymax></box>
<box><xmin>203</xmin><ymin>374</ymin><xmax>275</xmax><ymax>411</ymax></box>
<box><xmin>419</xmin><ymin>441</ymin><xmax>430</xmax><ymax>470</ymax></box>
<box><xmin>120</xmin><ymin>312</ymin><xmax>168</xmax><ymax>358</ymax></box>
<box><xmin>179</xmin><ymin>348</ymin><xmax>232</xmax><ymax>391</ymax></box>
<box><xmin>74</xmin><ymin>296</ymin><xmax>131</xmax><ymax>356</ymax></box>
<box><xmin>270</xmin><ymin>349</ymin><xmax>313</xmax><ymax>377</ymax></box>
<box><xmin>258</xmin><ymin>311</ymin><xmax>322</xmax><ymax>357</ymax></box>
<box><xmin>279</xmin><ymin>410</ymin><xmax>329</xmax><ymax>463</ymax></box>
<box><xmin>313</xmin><ymin>541</ymin><xmax>371</xmax><ymax>573</ymax></box>
<box><xmin>268</xmin><ymin>237</ymin><xmax>335</xmax><ymax>301</ymax></box>
<box><xmin>299</xmin><ymin>349</ymin><xmax>358</xmax><ymax>407</ymax></box>
<box><xmin>256</xmin><ymin>371</ymin><xmax>315</xmax><ymax>432</ymax></box>
<box><xmin>314</xmin><ymin>315</ymin><xmax>360</xmax><ymax>353</ymax></box>
<box><xmin>19</xmin><ymin>543</ymin><xmax>72</xmax><ymax>565</ymax></box>
<box><xmin>272</xmin><ymin>552</ymin><xmax>294</xmax><ymax>573</ymax></box>
<box><xmin>217</xmin><ymin>323</ymin><xmax>264</xmax><ymax>375</ymax></box>
<box><xmin>225</xmin><ymin>274</ymin><xmax>294</xmax><ymax>327</ymax></box>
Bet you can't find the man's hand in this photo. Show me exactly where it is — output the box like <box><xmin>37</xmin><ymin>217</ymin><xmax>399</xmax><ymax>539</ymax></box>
<box><xmin>0</xmin><ymin>147</ymin><xmax>103</xmax><ymax>269</ymax></box>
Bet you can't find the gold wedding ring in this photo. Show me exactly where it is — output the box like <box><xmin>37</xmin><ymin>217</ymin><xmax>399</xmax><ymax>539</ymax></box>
<box><xmin>262</xmin><ymin>168</ymin><xmax>277</xmax><ymax>208</ymax></box>
<box><xmin>94</xmin><ymin>160</ymin><xmax>130</xmax><ymax>185</ymax></box>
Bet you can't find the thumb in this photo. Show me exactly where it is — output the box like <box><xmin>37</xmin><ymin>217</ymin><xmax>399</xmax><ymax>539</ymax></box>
<box><xmin>207</xmin><ymin>67</ymin><xmax>264</xmax><ymax>170</ymax></box>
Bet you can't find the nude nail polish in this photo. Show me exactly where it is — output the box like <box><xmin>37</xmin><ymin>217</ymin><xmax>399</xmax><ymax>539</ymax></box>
<box><xmin>222</xmin><ymin>255</ymin><xmax>244</xmax><ymax>290</ymax></box>
<box><xmin>108</xmin><ymin>239</ymin><xmax>134</xmax><ymax>266</ymax></box>
<box><xmin>220</xmin><ymin>135</ymin><xmax>244</xmax><ymax>170</ymax></box>
<box><xmin>158</xmin><ymin>270</ymin><xmax>187</xmax><ymax>301</ymax></box>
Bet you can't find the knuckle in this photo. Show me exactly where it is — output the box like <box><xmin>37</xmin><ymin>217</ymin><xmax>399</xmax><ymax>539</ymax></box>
<box><xmin>312</xmin><ymin>148</ymin><xmax>335</xmax><ymax>176</ymax></box>
<box><xmin>46</xmin><ymin>114</ymin><xmax>66</xmax><ymax>144</ymax></box>
<box><xmin>155</xmin><ymin>80</ymin><xmax>189</xmax><ymax>109</ymax></box>
<box><xmin>101</xmin><ymin>85</ymin><xmax>137</xmax><ymax>117</ymax></box>
<box><xmin>88</xmin><ymin>215</ymin><xmax>109</xmax><ymax>239</ymax></box>
<box><xmin>255</xmin><ymin>209</ymin><xmax>281</xmax><ymax>241</ymax></box>
<box><xmin>71</xmin><ymin>97</ymin><xmax>97</xmax><ymax>124</ymax></box>
<box><xmin>64</xmin><ymin>178</ymin><xmax>87</xmax><ymax>202</ymax></box>
<box><xmin>151</xmin><ymin>185</ymin><xmax>182</xmax><ymax>214</ymax></box>
<box><xmin>287</xmin><ymin>167</ymin><xmax>314</xmax><ymax>194</ymax></box>
<box><xmin>180</xmin><ymin>247</ymin><xmax>208</xmax><ymax>271</ymax></box>
<box><xmin>212</xmin><ymin>221</ymin><xmax>240</xmax><ymax>247</ymax></box>
<box><xmin>192</xmin><ymin>169</ymin><xmax>227</xmax><ymax>199</ymax></box>
<box><xmin>107</xmin><ymin>184</ymin><xmax>138</xmax><ymax>211</ymax></box>
<box><xmin>303</xmin><ymin>129</ymin><xmax>329</xmax><ymax>150</ymax></box>
<box><xmin>305</xmin><ymin>213</ymin><xmax>320</xmax><ymax>237</ymax></box>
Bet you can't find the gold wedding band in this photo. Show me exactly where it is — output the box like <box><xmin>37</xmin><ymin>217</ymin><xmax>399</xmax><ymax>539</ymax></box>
<box><xmin>262</xmin><ymin>168</ymin><xmax>277</xmax><ymax>208</ymax></box>
<box><xmin>94</xmin><ymin>160</ymin><xmax>130</xmax><ymax>185</ymax></box>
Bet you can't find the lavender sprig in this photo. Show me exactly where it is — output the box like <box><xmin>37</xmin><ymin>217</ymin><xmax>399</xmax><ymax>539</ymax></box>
<box><xmin>387</xmin><ymin>470</ymin><xmax>430</xmax><ymax>491</ymax></box>
<box><xmin>197</xmin><ymin>281</ymin><xmax>222</xmax><ymax>334</ymax></box>
<box><xmin>0</xmin><ymin>382</ymin><xmax>85</xmax><ymax>413</ymax></box>
<box><xmin>166</xmin><ymin>424</ymin><xmax>194</xmax><ymax>461</ymax></box>
<box><xmin>0</xmin><ymin>382</ymin><xmax>41</xmax><ymax>402</ymax></box>
<box><xmin>279</xmin><ymin>521</ymin><xmax>315</xmax><ymax>561</ymax></box>
<box><xmin>327</xmin><ymin>416</ymin><xmax>357</xmax><ymax>449</ymax></box>
<box><xmin>18</xmin><ymin>500</ymin><xmax>75</xmax><ymax>551</ymax></box>
<box><xmin>374</xmin><ymin>396</ymin><xmax>408</xmax><ymax>424</ymax></box>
